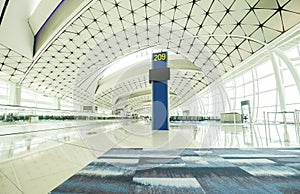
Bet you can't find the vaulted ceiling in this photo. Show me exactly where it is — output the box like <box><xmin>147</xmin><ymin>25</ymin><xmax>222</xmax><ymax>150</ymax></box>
<box><xmin>0</xmin><ymin>0</ymin><xmax>300</xmax><ymax>113</ymax></box>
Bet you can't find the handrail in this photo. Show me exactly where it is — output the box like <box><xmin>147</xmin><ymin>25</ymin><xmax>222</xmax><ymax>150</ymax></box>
<box><xmin>265</xmin><ymin>110</ymin><xmax>299</xmax><ymax>125</ymax></box>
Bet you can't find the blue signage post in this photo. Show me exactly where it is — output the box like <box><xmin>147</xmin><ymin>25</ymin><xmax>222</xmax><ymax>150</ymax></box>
<box><xmin>151</xmin><ymin>51</ymin><xmax>169</xmax><ymax>130</ymax></box>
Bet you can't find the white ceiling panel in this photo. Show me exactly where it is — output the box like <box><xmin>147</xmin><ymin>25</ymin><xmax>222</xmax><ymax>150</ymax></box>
<box><xmin>0</xmin><ymin>0</ymin><xmax>299</xmax><ymax>113</ymax></box>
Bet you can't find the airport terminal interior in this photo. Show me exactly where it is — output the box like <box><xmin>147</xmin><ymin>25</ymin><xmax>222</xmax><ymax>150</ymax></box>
<box><xmin>0</xmin><ymin>0</ymin><xmax>300</xmax><ymax>193</ymax></box>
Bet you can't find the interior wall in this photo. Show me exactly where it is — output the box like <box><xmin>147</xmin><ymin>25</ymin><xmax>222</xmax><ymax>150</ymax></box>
<box><xmin>0</xmin><ymin>0</ymin><xmax>34</xmax><ymax>58</ymax></box>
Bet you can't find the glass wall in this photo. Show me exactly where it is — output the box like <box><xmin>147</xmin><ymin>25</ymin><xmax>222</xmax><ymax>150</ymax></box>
<box><xmin>178</xmin><ymin>44</ymin><xmax>300</xmax><ymax>123</ymax></box>
<box><xmin>0</xmin><ymin>80</ymin><xmax>9</xmax><ymax>104</ymax></box>
<box><xmin>61</xmin><ymin>99</ymin><xmax>74</xmax><ymax>110</ymax></box>
<box><xmin>21</xmin><ymin>88</ymin><xmax>55</xmax><ymax>109</ymax></box>
<box><xmin>0</xmin><ymin>79</ymin><xmax>80</xmax><ymax>113</ymax></box>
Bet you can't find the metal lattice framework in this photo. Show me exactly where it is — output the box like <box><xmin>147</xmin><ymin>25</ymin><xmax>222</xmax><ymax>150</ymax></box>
<box><xmin>0</xmin><ymin>0</ymin><xmax>300</xmax><ymax>112</ymax></box>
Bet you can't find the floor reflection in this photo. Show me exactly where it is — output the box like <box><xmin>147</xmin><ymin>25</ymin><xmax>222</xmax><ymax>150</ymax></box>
<box><xmin>0</xmin><ymin>120</ymin><xmax>299</xmax><ymax>163</ymax></box>
<box><xmin>0</xmin><ymin>120</ymin><xmax>120</xmax><ymax>162</ymax></box>
<box><xmin>186</xmin><ymin>122</ymin><xmax>300</xmax><ymax>148</ymax></box>
<box><xmin>0</xmin><ymin>120</ymin><xmax>300</xmax><ymax>194</ymax></box>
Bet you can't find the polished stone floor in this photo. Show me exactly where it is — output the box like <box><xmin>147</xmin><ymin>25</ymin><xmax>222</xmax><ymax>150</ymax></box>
<box><xmin>0</xmin><ymin>120</ymin><xmax>299</xmax><ymax>193</ymax></box>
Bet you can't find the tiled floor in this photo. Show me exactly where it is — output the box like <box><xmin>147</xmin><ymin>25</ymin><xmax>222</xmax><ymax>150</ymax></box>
<box><xmin>0</xmin><ymin>120</ymin><xmax>120</xmax><ymax>161</ymax></box>
<box><xmin>0</xmin><ymin>120</ymin><xmax>299</xmax><ymax>193</ymax></box>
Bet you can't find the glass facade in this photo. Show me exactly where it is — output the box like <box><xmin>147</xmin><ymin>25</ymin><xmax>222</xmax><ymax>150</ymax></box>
<box><xmin>21</xmin><ymin>88</ymin><xmax>54</xmax><ymax>109</ymax></box>
<box><xmin>0</xmin><ymin>80</ymin><xmax>9</xmax><ymax>104</ymax></box>
<box><xmin>179</xmin><ymin>44</ymin><xmax>300</xmax><ymax>123</ymax></box>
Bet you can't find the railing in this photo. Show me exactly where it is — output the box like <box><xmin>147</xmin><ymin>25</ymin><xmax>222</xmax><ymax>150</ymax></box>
<box><xmin>263</xmin><ymin>110</ymin><xmax>300</xmax><ymax>134</ymax></box>
<box><xmin>0</xmin><ymin>104</ymin><xmax>126</xmax><ymax>123</ymax></box>
<box><xmin>169</xmin><ymin>115</ymin><xmax>220</xmax><ymax>122</ymax></box>
<box><xmin>264</xmin><ymin>111</ymin><xmax>297</xmax><ymax>124</ymax></box>
<box><xmin>295</xmin><ymin>110</ymin><xmax>300</xmax><ymax>130</ymax></box>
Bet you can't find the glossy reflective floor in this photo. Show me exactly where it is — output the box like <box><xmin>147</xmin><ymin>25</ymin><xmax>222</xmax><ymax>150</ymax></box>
<box><xmin>0</xmin><ymin>120</ymin><xmax>299</xmax><ymax>193</ymax></box>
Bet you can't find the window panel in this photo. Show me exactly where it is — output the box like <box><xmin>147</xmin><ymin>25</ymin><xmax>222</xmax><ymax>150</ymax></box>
<box><xmin>0</xmin><ymin>87</ymin><xmax>8</xmax><ymax>95</ymax></box>
<box><xmin>258</xmin><ymin>75</ymin><xmax>276</xmax><ymax>92</ymax></box>
<box><xmin>235</xmin><ymin>76</ymin><xmax>244</xmax><ymax>87</ymax></box>
<box><xmin>285</xmin><ymin>85</ymin><xmax>300</xmax><ymax>105</ymax></box>
<box><xmin>244</xmin><ymin>82</ymin><xmax>253</xmax><ymax>96</ymax></box>
<box><xmin>174</xmin><ymin>43</ymin><xmax>300</xmax><ymax>122</ymax></box>
<box><xmin>61</xmin><ymin>99</ymin><xmax>74</xmax><ymax>110</ymax></box>
<box><xmin>259</xmin><ymin>90</ymin><xmax>277</xmax><ymax>107</ymax></box>
<box><xmin>235</xmin><ymin>86</ymin><xmax>244</xmax><ymax>98</ymax></box>
<box><xmin>286</xmin><ymin>104</ymin><xmax>300</xmax><ymax>111</ymax></box>
<box><xmin>226</xmin><ymin>88</ymin><xmax>235</xmax><ymax>98</ymax></box>
<box><xmin>256</xmin><ymin>61</ymin><xmax>273</xmax><ymax>78</ymax></box>
<box><xmin>243</xmin><ymin>71</ymin><xmax>253</xmax><ymax>83</ymax></box>
<box><xmin>0</xmin><ymin>80</ymin><xmax>9</xmax><ymax>104</ymax></box>
<box><xmin>286</xmin><ymin>46</ymin><xmax>300</xmax><ymax>58</ymax></box>
<box><xmin>282</xmin><ymin>69</ymin><xmax>296</xmax><ymax>86</ymax></box>
<box><xmin>21</xmin><ymin>88</ymin><xmax>54</xmax><ymax>109</ymax></box>
<box><xmin>0</xmin><ymin>98</ymin><xmax>8</xmax><ymax>104</ymax></box>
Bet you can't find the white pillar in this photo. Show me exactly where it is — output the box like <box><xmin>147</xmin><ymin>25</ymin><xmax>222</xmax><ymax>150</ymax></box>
<box><xmin>233</xmin><ymin>79</ymin><xmax>237</xmax><ymax>111</ymax></box>
<box><xmin>251</xmin><ymin>69</ymin><xmax>258</xmax><ymax>122</ymax></box>
<box><xmin>275</xmin><ymin>48</ymin><xmax>300</xmax><ymax>95</ymax></box>
<box><xmin>9</xmin><ymin>83</ymin><xmax>21</xmax><ymax>105</ymax></box>
<box><xmin>54</xmin><ymin>97</ymin><xmax>61</xmax><ymax>110</ymax></box>
<box><xmin>218</xmin><ymin>84</ymin><xmax>231</xmax><ymax>112</ymax></box>
<box><xmin>270</xmin><ymin>51</ymin><xmax>286</xmax><ymax>111</ymax></box>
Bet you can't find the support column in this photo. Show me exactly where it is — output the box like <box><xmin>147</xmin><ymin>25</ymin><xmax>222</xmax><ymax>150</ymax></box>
<box><xmin>9</xmin><ymin>83</ymin><xmax>21</xmax><ymax>105</ymax></box>
<box><xmin>149</xmin><ymin>51</ymin><xmax>170</xmax><ymax>130</ymax></box>
<box><xmin>275</xmin><ymin>48</ymin><xmax>300</xmax><ymax>95</ymax></box>
<box><xmin>251</xmin><ymin>69</ymin><xmax>258</xmax><ymax>122</ymax></box>
<box><xmin>270</xmin><ymin>51</ymin><xmax>286</xmax><ymax>111</ymax></box>
<box><xmin>54</xmin><ymin>97</ymin><xmax>61</xmax><ymax>110</ymax></box>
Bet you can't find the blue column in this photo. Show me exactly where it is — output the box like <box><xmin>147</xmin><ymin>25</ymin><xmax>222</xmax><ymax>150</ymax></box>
<box><xmin>152</xmin><ymin>52</ymin><xmax>169</xmax><ymax>130</ymax></box>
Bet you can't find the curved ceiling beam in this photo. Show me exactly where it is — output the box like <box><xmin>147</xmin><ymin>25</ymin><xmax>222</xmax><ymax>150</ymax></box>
<box><xmin>19</xmin><ymin>0</ymin><xmax>94</xmax><ymax>84</ymax></box>
<box><xmin>1</xmin><ymin>0</ymin><xmax>297</xmax><ymax>106</ymax></box>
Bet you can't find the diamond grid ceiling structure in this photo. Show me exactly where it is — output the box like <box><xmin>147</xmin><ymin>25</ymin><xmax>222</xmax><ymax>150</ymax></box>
<box><xmin>0</xmin><ymin>0</ymin><xmax>300</xmax><ymax>112</ymax></box>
